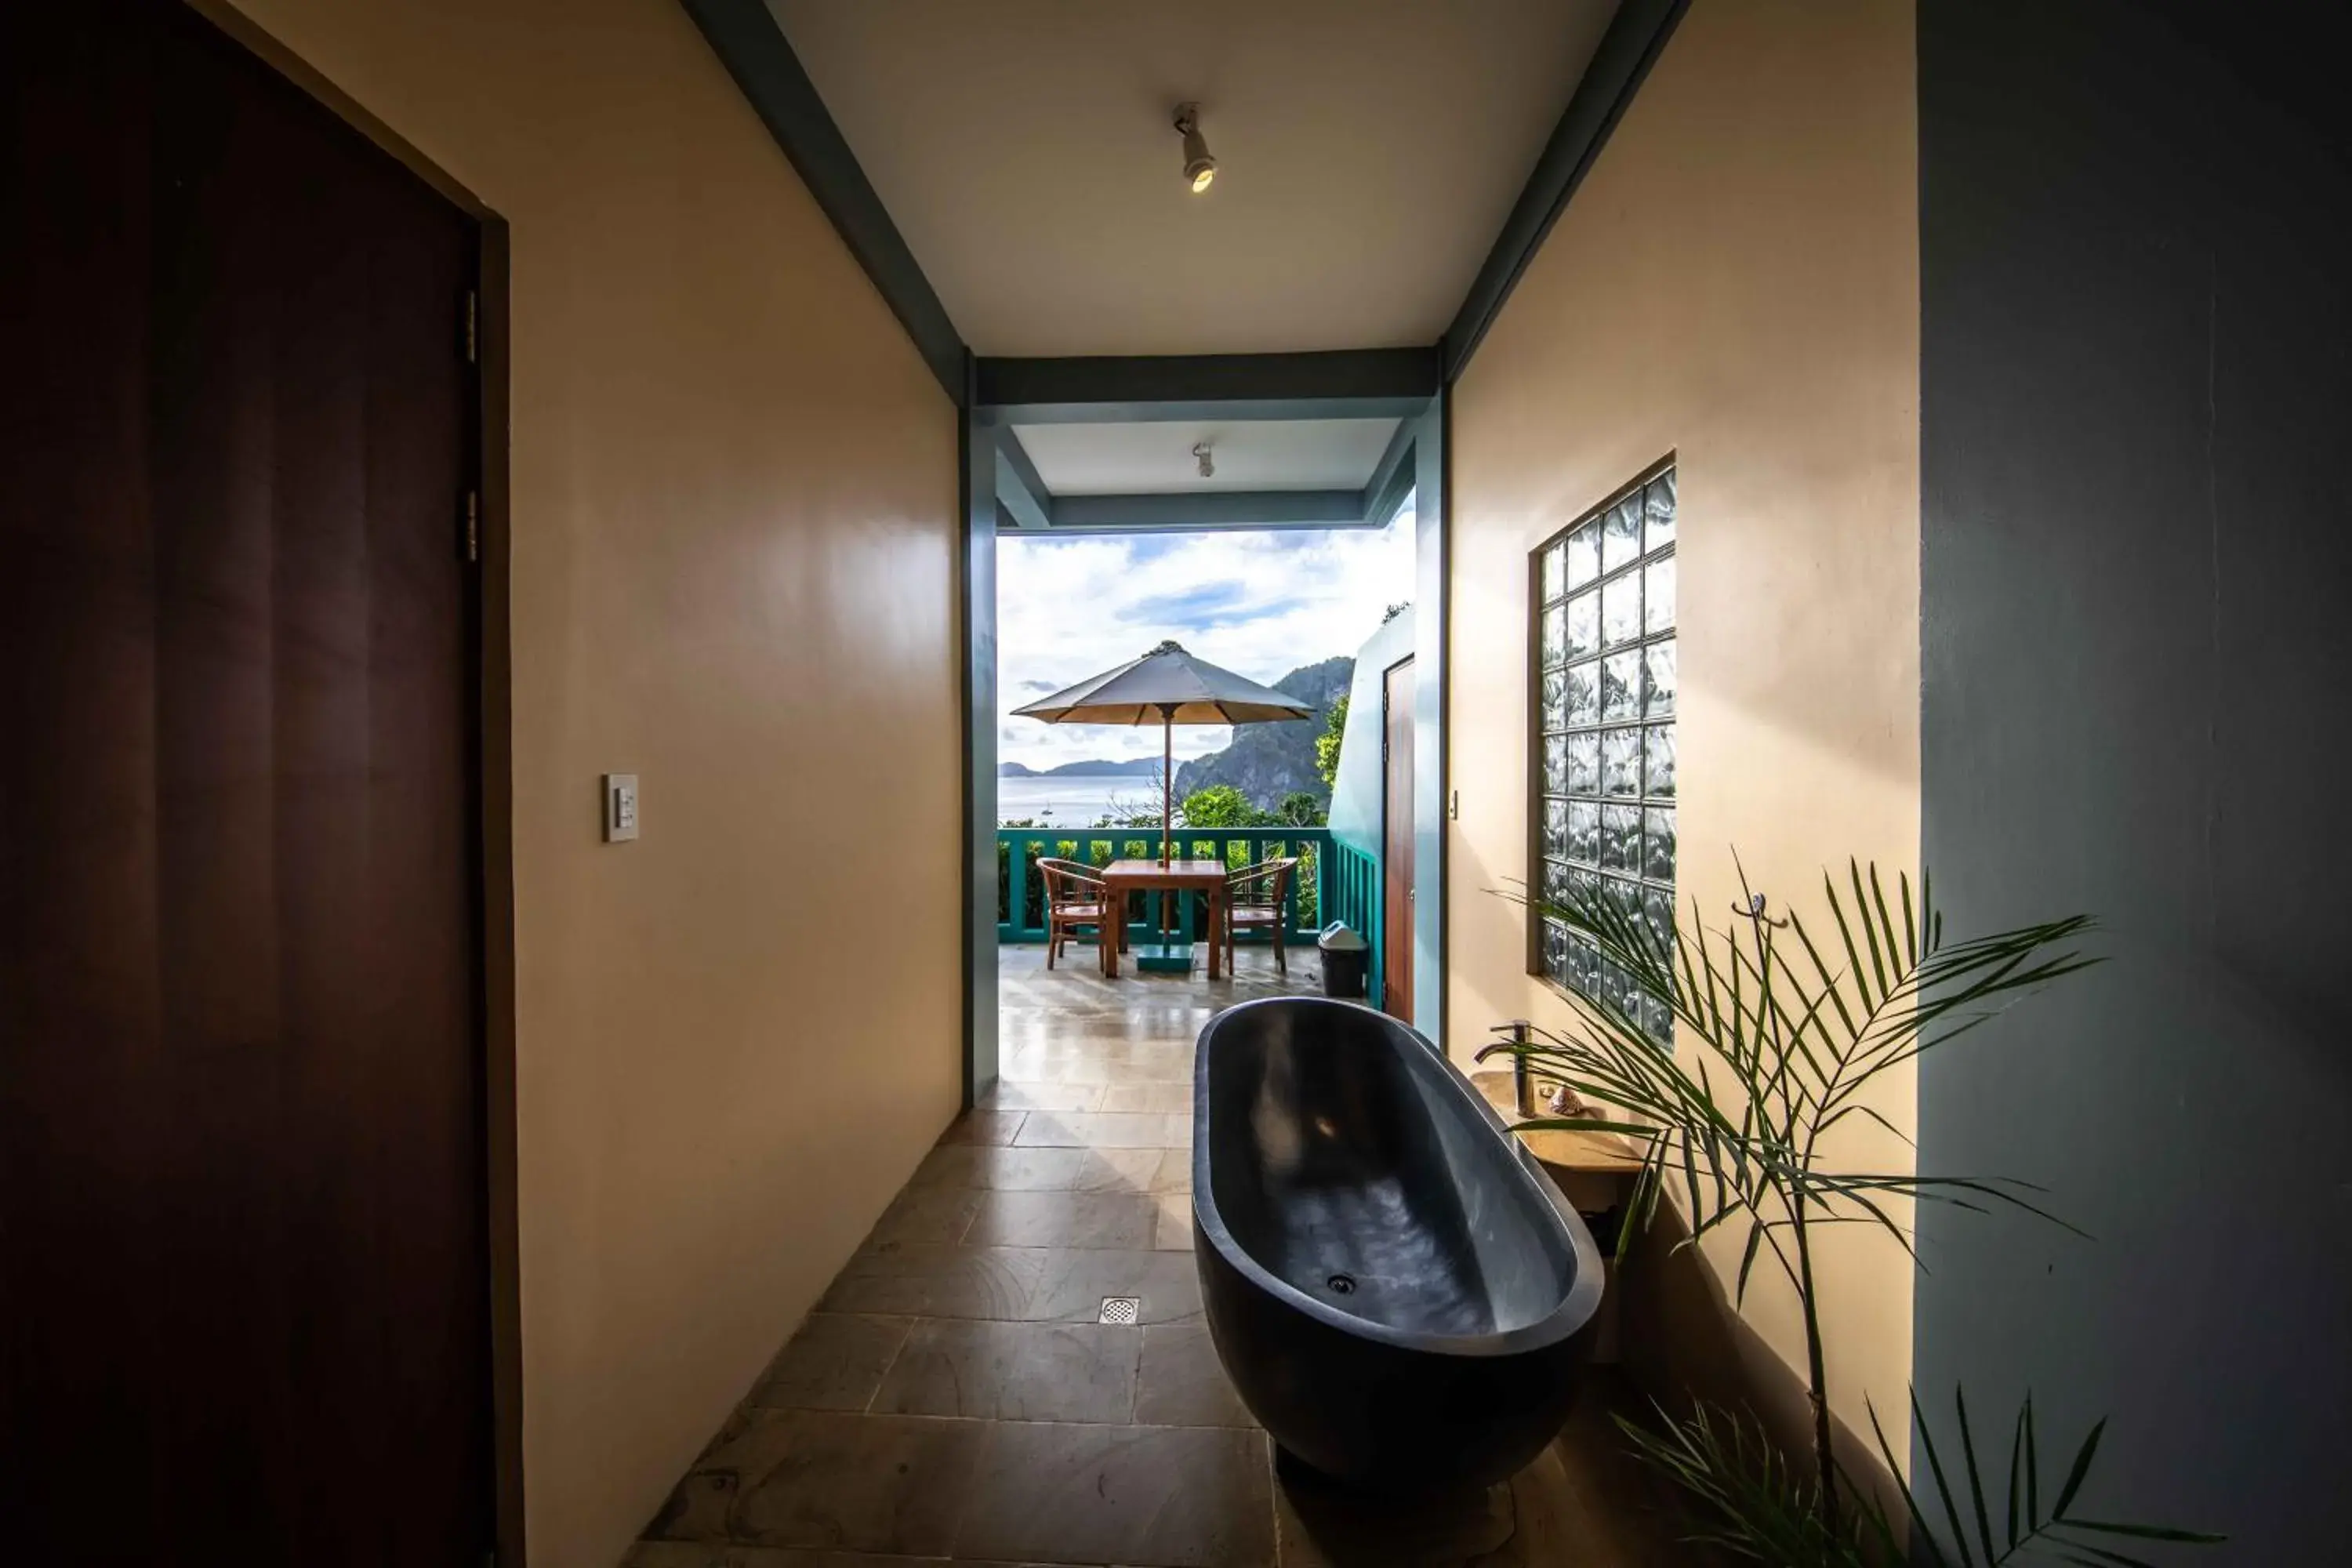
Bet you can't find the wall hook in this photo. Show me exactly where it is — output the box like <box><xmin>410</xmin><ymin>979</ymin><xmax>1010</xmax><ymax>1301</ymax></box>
<box><xmin>1733</xmin><ymin>892</ymin><xmax>1789</xmax><ymax>929</ymax></box>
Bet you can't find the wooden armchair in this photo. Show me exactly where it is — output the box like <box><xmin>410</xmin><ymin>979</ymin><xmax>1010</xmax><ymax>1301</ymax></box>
<box><xmin>1036</xmin><ymin>857</ymin><xmax>1112</xmax><ymax>970</ymax></box>
<box><xmin>1222</xmin><ymin>857</ymin><xmax>1299</xmax><ymax>975</ymax></box>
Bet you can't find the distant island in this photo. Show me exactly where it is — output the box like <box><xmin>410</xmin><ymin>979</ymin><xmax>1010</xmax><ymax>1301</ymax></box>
<box><xmin>998</xmin><ymin>757</ymin><xmax>1165</xmax><ymax>779</ymax></box>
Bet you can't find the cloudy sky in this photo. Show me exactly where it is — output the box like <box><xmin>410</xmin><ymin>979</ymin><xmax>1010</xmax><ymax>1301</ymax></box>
<box><xmin>997</xmin><ymin>516</ymin><xmax>1417</xmax><ymax>771</ymax></box>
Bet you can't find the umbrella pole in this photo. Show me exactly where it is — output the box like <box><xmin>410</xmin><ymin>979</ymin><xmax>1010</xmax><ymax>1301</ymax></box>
<box><xmin>1160</xmin><ymin>710</ymin><xmax>1173</xmax><ymax>866</ymax></box>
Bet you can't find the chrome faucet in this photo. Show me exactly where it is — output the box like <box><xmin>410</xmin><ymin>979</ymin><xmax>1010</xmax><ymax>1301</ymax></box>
<box><xmin>1475</xmin><ymin>1021</ymin><xmax>1535</xmax><ymax>1118</ymax></box>
<box><xmin>1476</xmin><ymin>1021</ymin><xmax>1578</xmax><ymax>1120</ymax></box>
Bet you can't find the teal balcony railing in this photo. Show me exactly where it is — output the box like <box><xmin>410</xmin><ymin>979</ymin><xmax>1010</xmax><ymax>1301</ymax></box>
<box><xmin>1323</xmin><ymin>837</ymin><xmax>1383</xmax><ymax>1001</ymax></box>
<box><xmin>999</xmin><ymin>826</ymin><xmax>1359</xmax><ymax>948</ymax></box>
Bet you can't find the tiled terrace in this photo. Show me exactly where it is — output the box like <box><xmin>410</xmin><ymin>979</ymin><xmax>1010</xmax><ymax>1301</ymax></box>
<box><xmin>629</xmin><ymin>944</ymin><xmax>1687</xmax><ymax>1567</ymax></box>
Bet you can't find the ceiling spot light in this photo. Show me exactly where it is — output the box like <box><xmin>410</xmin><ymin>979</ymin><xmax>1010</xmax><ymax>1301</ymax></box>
<box><xmin>1174</xmin><ymin>103</ymin><xmax>1216</xmax><ymax>193</ymax></box>
<box><xmin>1192</xmin><ymin>443</ymin><xmax>1215</xmax><ymax>478</ymax></box>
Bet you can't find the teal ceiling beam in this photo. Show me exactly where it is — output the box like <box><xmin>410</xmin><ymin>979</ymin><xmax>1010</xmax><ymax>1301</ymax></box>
<box><xmin>1439</xmin><ymin>0</ymin><xmax>1689</xmax><ymax>383</ymax></box>
<box><xmin>1035</xmin><ymin>490</ymin><xmax>1367</xmax><ymax>535</ymax></box>
<box><xmin>996</xmin><ymin>487</ymin><xmax>1048</xmax><ymax>531</ymax></box>
<box><xmin>1362</xmin><ymin>415</ymin><xmax>1423</xmax><ymax>530</ymax></box>
<box><xmin>677</xmin><ymin>0</ymin><xmax>968</xmax><ymax>402</ymax></box>
<box><xmin>993</xmin><ymin>430</ymin><xmax>1053</xmax><ymax>530</ymax></box>
<box><xmin>975</xmin><ymin>349</ymin><xmax>1439</xmax><ymax>423</ymax></box>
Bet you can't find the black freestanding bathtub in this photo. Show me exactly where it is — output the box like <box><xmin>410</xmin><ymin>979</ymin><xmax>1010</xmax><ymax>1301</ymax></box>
<box><xmin>1192</xmin><ymin>996</ymin><xmax>1604</xmax><ymax>1492</ymax></box>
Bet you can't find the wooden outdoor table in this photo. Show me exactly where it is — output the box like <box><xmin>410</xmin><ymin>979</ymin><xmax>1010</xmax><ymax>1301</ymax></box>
<box><xmin>1099</xmin><ymin>858</ymin><xmax>1229</xmax><ymax>979</ymax></box>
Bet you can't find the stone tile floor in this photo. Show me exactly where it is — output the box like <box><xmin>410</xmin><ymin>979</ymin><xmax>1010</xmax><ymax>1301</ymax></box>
<box><xmin>631</xmin><ymin>944</ymin><xmax>1693</xmax><ymax>1567</ymax></box>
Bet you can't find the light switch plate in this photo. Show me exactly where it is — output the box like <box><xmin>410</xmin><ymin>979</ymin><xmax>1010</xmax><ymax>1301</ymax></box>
<box><xmin>603</xmin><ymin>773</ymin><xmax>639</xmax><ymax>843</ymax></box>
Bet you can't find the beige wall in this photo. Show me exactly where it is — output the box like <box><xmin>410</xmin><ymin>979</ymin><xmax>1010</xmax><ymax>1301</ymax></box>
<box><xmin>209</xmin><ymin>0</ymin><xmax>965</xmax><ymax>1561</ymax></box>
<box><xmin>1447</xmin><ymin>0</ymin><xmax>1918</xmax><ymax>1444</ymax></box>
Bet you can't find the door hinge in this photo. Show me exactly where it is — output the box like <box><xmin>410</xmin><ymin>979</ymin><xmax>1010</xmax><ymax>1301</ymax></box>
<box><xmin>463</xmin><ymin>490</ymin><xmax>481</xmax><ymax>563</ymax></box>
<box><xmin>463</xmin><ymin>289</ymin><xmax>479</xmax><ymax>365</ymax></box>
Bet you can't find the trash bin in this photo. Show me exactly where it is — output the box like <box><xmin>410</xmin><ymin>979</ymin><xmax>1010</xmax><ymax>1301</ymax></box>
<box><xmin>1318</xmin><ymin>923</ymin><xmax>1369</xmax><ymax>999</ymax></box>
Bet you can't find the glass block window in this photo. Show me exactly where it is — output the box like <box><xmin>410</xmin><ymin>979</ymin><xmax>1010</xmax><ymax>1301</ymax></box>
<box><xmin>1532</xmin><ymin>462</ymin><xmax>1675</xmax><ymax>1042</ymax></box>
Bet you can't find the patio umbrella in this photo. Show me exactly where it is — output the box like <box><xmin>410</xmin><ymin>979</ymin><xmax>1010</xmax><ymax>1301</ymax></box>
<box><xmin>1012</xmin><ymin>640</ymin><xmax>1313</xmax><ymax>865</ymax></box>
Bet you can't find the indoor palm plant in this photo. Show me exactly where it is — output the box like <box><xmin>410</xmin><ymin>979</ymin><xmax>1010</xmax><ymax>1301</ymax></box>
<box><xmin>1490</xmin><ymin>859</ymin><xmax>2220</xmax><ymax>1565</ymax></box>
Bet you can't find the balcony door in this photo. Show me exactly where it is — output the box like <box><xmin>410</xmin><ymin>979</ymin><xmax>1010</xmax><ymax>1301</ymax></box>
<box><xmin>1382</xmin><ymin>656</ymin><xmax>1417</xmax><ymax>1020</ymax></box>
<box><xmin>1</xmin><ymin>2</ymin><xmax>493</xmax><ymax>1561</ymax></box>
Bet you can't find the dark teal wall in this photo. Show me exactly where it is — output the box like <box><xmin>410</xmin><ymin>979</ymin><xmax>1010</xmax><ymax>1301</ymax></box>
<box><xmin>1411</xmin><ymin>398</ymin><xmax>1448</xmax><ymax>1047</ymax></box>
<box><xmin>1915</xmin><ymin>2</ymin><xmax>2350</xmax><ymax>1559</ymax></box>
<box><xmin>962</xmin><ymin>411</ymin><xmax>998</xmax><ymax>1104</ymax></box>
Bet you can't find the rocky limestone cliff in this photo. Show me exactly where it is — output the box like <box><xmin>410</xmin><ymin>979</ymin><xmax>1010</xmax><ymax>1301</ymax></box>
<box><xmin>1171</xmin><ymin>655</ymin><xmax>1352</xmax><ymax>811</ymax></box>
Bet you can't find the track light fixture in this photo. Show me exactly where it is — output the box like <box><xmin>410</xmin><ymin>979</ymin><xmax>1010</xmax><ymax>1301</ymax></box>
<box><xmin>1174</xmin><ymin>103</ymin><xmax>1215</xmax><ymax>193</ymax></box>
<box><xmin>1192</xmin><ymin>443</ymin><xmax>1215</xmax><ymax>479</ymax></box>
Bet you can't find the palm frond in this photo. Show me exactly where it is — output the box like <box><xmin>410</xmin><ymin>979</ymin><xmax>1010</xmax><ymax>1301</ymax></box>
<box><xmin>1617</xmin><ymin>1402</ymin><xmax>1876</xmax><ymax>1567</ymax></box>
<box><xmin>1488</xmin><ymin>858</ymin><xmax>2223</xmax><ymax>1558</ymax></box>
<box><xmin>1620</xmin><ymin>1392</ymin><xmax>2220</xmax><ymax>1568</ymax></box>
<box><xmin>1873</xmin><ymin>1389</ymin><xmax>2226</xmax><ymax>1567</ymax></box>
<box><xmin>1501</xmin><ymin>859</ymin><xmax>2100</xmax><ymax>1272</ymax></box>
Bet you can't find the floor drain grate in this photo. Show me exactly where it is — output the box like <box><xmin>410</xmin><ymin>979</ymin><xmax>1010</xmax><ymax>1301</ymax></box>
<box><xmin>1098</xmin><ymin>1296</ymin><xmax>1141</xmax><ymax>1326</ymax></box>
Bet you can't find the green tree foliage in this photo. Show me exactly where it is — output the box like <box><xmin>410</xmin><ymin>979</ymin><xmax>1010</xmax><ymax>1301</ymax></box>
<box><xmin>1178</xmin><ymin>784</ymin><xmax>1258</xmax><ymax>829</ymax></box>
<box><xmin>1181</xmin><ymin>784</ymin><xmax>1327</xmax><ymax>829</ymax></box>
<box><xmin>1315</xmin><ymin>695</ymin><xmax>1349</xmax><ymax>789</ymax></box>
<box><xmin>1272</xmin><ymin>791</ymin><xmax>1323</xmax><ymax>827</ymax></box>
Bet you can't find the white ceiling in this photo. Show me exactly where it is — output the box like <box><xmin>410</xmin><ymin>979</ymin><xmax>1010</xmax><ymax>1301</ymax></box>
<box><xmin>1015</xmin><ymin>419</ymin><xmax>1399</xmax><ymax>495</ymax></box>
<box><xmin>770</xmin><ymin>0</ymin><xmax>1621</xmax><ymax>358</ymax></box>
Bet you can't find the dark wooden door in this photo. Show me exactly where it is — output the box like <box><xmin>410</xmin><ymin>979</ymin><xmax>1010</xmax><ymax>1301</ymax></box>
<box><xmin>1381</xmin><ymin>659</ymin><xmax>1416</xmax><ymax>1021</ymax></box>
<box><xmin>1</xmin><ymin>3</ymin><xmax>491</xmax><ymax>1563</ymax></box>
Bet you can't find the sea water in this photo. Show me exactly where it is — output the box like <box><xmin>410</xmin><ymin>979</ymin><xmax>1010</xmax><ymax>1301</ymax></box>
<box><xmin>995</xmin><ymin>773</ymin><xmax>1170</xmax><ymax>827</ymax></box>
